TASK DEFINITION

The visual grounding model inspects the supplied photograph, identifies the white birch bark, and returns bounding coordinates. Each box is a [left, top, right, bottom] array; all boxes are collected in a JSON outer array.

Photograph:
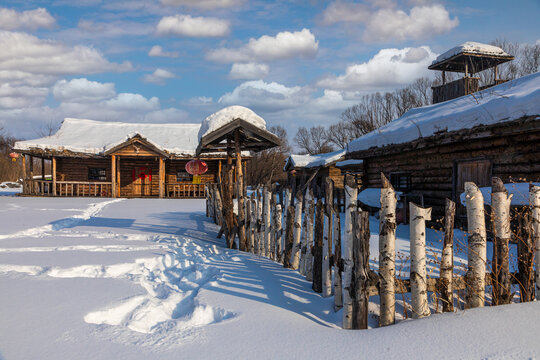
[[255, 189, 262, 256], [263, 186, 271, 258], [530, 185, 540, 298], [410, 202, 432, 319], [290, 191, 304, 269], [281, 188, 291, 263], [274, 204, 282, 261], [342, 175, 357, 329], [333, 209, 343, 311], [379, 174, 396, 326], [322, 209, 332, 297], [305, 188, 315, 281], [299, 190, 311, 275], [465, 182, 487, 308], [245, 198, 252, 252]]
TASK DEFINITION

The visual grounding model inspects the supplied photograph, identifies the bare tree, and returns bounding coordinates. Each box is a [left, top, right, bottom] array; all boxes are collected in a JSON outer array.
[[294, 126, 333, 155], [246, 125, 290, 185]]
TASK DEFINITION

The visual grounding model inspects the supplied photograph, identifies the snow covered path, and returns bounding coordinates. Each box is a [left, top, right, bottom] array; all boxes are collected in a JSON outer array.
[[0, 197, 539, 359]]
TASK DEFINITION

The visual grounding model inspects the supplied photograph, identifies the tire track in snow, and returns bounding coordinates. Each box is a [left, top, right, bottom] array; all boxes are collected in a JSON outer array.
[[0, 199, 124, 240]]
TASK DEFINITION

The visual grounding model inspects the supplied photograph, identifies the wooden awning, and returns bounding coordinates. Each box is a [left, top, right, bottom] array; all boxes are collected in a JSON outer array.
[[428, 52, 514, 74], [196, 118, 281, 155]]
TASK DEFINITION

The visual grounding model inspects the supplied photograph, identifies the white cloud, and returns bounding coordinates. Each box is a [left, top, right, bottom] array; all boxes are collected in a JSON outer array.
[[0, 84, 48, 109], [156, 14, 230, 37], [322, 2, 458, 42], [148, 45, 179, 58], [141, 68, 176, 85], [52, 78, 116, 103], [229, 63, 269, 80], [105, 93, 160, 111], [160, 0, 245, 10], [185, 96, 214, 106], [364, 5, 458, 42], [75, 20, 154, 38], [0, 31, 132, 77], [317, 46, 437, 91], [207, 28, 318, 63], [0, 7, 55, 31]]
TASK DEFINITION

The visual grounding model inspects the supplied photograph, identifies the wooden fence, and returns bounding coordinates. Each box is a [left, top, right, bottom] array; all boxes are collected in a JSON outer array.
[[205, 174, 540, 329]]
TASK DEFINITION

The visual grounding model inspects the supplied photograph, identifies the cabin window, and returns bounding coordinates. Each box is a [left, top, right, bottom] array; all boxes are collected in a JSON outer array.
[[390, 173, 411, 192], [88, 168, 107, 181], [455, 159, 492, 195], [177, 171, 192, 182]]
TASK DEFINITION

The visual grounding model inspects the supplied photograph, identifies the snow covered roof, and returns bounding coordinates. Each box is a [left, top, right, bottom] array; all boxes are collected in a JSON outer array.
[[429, 42, 513, 73], [14, 118, 202, 157], [284, 149, 346, 170], [335, 159, 363, 168], [198, 105, 266, 141], [347, 71, 540, 156]]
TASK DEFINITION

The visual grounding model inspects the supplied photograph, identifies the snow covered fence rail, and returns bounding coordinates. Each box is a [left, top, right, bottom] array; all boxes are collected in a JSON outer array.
[[205, 177, 540, 330]]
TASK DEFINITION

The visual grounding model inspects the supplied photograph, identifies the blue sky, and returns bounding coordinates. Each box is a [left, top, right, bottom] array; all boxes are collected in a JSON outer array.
[[0, 0, 538, 141]]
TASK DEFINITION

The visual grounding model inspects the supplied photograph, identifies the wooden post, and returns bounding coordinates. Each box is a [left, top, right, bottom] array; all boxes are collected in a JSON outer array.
[[283, 204, 295, 268], [299, 189, 310, 275], [255, 189, 262, 255], [333, 206, 343, 311], [440, 198, 455, 312], [52, 156, 57, 196], [312, 199, 324, 293], [322, 178, 334, 297], [116, 156, 120, 196], [270, 186, 278, 261], [491, 177, 512, 305], [305, 188, 315, 282], [245, 198, 251, 252], [218, 160, 222, 183], [531, 185, 540, 299], [21, 155, 27, 194], [352, 211, 370, 330], [281, 187, 291, 263], [517, 207, 535, 302], [274, 204, 282, 260], [111, 155, 116, 198], [464, 182, 486, 308], [290, 189, 304, 269], [410, 202, 431, 319], [41, 157, 45, 180], [234, 130, 247, 251], [225, 141, 236, 249], [29, 155, 34, 194], [379, 173, 396, 326], [343, 174, 358, 329], [159, 157, 165, 198], [263, 185, 272, 257]]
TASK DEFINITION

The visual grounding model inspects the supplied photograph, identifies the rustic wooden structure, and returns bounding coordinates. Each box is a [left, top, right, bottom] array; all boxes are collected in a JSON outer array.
[[429, 42, 514, 104], [13, 119, 235, 198]]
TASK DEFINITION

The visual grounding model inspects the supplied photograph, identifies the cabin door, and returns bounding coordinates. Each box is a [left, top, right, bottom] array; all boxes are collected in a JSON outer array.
[[132, 166, 152, 196]]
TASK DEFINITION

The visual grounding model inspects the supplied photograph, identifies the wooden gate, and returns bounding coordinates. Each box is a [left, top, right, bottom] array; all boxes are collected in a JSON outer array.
[[132, 166, 152, 196]]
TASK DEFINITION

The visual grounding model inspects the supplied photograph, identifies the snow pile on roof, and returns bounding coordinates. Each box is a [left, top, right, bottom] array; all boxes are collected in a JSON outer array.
[[198, 105, 266, 140], [460, 182, 540, 206], [358, 188, 402, 208], [14, 118, 202, 156], [335, 159, 363, 167], [285, 149, 345, 170], [347, 72, 540, 154], [432, 42, 511, 65]]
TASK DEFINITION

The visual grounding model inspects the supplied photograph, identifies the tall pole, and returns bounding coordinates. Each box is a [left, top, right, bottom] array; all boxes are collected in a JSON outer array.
[[111, 155, 117, 198], [235, 130, 247, 251], [52, 156, 57, 196]]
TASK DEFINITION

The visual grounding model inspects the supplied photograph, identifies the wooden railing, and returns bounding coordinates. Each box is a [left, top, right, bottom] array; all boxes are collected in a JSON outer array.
[[25, 180, 112, 197], [165, 183, 205, 198]]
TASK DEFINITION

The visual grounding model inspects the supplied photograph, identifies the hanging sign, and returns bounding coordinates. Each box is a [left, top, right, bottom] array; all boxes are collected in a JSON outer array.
[[193, 175, 201, 184], [185, 159, 208, 175]]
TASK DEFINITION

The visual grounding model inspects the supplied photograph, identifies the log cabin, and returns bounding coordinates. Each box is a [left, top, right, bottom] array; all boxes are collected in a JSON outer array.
[[345, 70, 540, 221], [13, 118, 247, 198]]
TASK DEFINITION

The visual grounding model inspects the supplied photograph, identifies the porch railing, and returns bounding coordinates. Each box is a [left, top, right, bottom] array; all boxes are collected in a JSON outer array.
[[165, 183, 205, 198], [25, 180, 112, 197]]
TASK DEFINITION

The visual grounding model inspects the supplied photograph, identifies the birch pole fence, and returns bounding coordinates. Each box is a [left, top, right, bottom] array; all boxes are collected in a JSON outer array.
[[379, 173, 396, 326], [439, 198, 455, 312], [410, 202, 431, 319], [342, 174, 357, 329]]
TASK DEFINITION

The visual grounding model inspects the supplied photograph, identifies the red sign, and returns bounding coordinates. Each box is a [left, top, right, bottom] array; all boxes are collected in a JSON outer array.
[[185, 159, 208, 175]]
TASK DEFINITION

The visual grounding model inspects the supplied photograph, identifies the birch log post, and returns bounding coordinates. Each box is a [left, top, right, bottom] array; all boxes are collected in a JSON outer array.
[[263, 185, 272, 258], [322, 207, 332, 297], [283, 205, 295, 268], [281, 188, 292, 263], [255, 189, 262, 256], [305, 188, 315, 282], [531, 185, 540, 299], [333, 207, 343, 311], [517, 207, 534, 302], [410, 202, 432, 319], [464, 182, 487, 308], [491, 177, 512, 305], [440, 198, 455, 312], [249, 193, 256, 253], [290, 190, 304, 269], [274, 204, 283, 261], [379, 173, 396, 326], [312, 200, 324, 293], [352, 211, 370, 330], [214, 186, 225, 233], [299, 192, 309, 276], [270, 186, 278, 261], [342, 174, 358, 329]]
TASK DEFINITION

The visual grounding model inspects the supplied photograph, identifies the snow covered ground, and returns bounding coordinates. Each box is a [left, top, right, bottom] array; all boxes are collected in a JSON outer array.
[[0, 196, 539, 359]]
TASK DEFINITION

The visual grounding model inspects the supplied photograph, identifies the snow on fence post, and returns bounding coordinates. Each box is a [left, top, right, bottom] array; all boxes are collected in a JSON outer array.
[[312, 199, 324, 293], [410, 202, 432, 319], [491, 177, 512, 305], [274, 204, 283, 261], [379, 173, 396, 326], [263, 185, 272, 258], [464, 182, 487, 308], [322, 178, 334, 297], [290, 189, 304, 269], [529, 184, 540, 299], [342, 174, 358, 329], [333, 206, 343, 311], [352, 210, 370, 330], [305, 188, 315, 282], [440, 198, 455, 312]]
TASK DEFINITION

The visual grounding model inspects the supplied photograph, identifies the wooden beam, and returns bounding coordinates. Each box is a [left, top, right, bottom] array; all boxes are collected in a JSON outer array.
[[52, 156, 57, 196], [218, 160, 222, 184], [159, 157, 165, 198], [41, 157, 45, 180], [111, 155, 117, 198]]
